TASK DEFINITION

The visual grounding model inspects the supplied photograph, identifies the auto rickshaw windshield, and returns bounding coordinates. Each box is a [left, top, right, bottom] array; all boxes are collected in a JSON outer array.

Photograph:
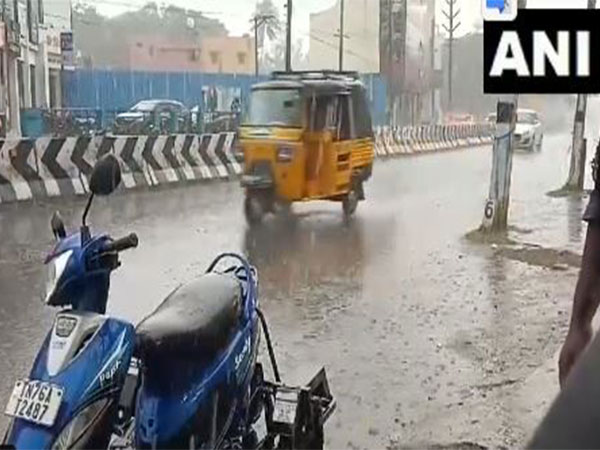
[[245, 88, 303, 128]]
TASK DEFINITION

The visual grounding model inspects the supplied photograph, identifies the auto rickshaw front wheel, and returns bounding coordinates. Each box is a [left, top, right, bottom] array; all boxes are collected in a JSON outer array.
[[244, 195, 266, 225], [342, 189, 359, 217]]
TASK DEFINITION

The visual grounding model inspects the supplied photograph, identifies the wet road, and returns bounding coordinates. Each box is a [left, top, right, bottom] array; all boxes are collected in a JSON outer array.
[[0, 134, 588, 448]]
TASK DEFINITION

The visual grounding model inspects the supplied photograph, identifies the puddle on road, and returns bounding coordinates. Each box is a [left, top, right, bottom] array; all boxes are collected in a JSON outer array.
[[465, 228, 581, 270]]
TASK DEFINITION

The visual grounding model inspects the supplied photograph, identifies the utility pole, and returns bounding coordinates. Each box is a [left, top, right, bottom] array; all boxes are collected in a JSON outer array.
[[430, 16, 436, 122], [388, 0, 393, 123], [338, 0, 345, 71], [481, 0, 527, 233], [254, 16, 259, 76], [562, 0, 596, 192], [285, 0, 292, 72], [442, 0, 460, 111]]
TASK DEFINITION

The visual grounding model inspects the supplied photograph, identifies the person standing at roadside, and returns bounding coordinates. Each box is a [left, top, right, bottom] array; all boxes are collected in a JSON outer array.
[[559, 144, 600, 386]]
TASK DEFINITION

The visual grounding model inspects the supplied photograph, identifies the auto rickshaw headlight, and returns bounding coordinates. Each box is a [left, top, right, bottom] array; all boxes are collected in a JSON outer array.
[[277, 147, 294, 162]]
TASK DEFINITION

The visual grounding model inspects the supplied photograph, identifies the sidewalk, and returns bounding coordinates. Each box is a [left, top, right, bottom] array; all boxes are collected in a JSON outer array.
[[389, 132, 590, 449]]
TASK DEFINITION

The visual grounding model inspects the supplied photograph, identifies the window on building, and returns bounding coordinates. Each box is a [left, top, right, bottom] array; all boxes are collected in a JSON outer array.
[[49, 70, 58, 109], [17, 61, 24, 107], [0, 51, 5, 86], [210, 51, 220, 65], [237, 52, 247, 65], [30, 64, 36, 108], [27, 0, 39, 44], [149, 45, 154, 57], [189, 49, 200, 62]]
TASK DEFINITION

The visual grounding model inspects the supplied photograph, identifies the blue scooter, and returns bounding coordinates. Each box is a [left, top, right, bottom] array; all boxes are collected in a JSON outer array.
[[3, 155, 335, 449]]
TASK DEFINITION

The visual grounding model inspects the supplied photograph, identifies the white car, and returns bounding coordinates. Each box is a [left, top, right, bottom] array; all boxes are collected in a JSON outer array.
[[514, 109, 543, 152]]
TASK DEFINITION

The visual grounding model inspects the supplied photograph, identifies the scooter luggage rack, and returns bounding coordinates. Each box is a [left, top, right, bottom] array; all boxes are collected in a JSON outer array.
[[252, 366, 335, 450], [265, 367, 336, 434]]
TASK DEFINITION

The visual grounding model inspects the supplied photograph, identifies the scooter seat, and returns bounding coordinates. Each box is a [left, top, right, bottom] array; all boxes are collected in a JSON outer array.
[[136, 273, 241, 360]]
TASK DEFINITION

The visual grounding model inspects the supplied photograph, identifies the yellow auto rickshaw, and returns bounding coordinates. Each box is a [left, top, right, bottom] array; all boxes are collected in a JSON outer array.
[[239, 71, 375, 224]]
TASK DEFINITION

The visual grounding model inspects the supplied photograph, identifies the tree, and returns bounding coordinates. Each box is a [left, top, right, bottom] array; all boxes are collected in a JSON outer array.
[[254, 0, 281, 70], [262, 37, 307, 73]]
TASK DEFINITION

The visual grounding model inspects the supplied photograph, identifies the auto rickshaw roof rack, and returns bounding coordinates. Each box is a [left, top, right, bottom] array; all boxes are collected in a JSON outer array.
[[271, 70, 361, 82]]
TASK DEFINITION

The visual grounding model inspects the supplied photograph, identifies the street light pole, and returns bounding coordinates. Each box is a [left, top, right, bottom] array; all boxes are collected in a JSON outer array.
[[338, 0, 345, 71], [285, 0, 292, 71]]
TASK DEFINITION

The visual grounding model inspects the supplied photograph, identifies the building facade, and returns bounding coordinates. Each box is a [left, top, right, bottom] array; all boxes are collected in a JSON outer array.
[[308, 0, 440, 125], [0, 0, 72, 135], [108, 35, 255, 74], [199, 36, 255, 74], [127, 36, 204, 72], [380, 0, 441, 125], [308, 0, 379, 73], [41, 0, 72, 110]]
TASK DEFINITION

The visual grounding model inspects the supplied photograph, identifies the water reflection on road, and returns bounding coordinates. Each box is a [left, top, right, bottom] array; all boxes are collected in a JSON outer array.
[[0, 134, 588, 447]]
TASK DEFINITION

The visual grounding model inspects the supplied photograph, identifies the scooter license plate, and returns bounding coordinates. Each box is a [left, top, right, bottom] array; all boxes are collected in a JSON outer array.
[[273, 391, 298, 425], [4, 380, 64, 427]]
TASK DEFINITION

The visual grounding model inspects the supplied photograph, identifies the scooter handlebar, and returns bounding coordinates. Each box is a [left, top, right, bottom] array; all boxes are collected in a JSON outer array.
[[104, 233, 139, 253]]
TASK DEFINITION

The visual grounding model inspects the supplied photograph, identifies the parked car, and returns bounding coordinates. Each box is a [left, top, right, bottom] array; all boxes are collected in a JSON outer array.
[[514, 109, 543, 152], [113, 99, 191, 135]]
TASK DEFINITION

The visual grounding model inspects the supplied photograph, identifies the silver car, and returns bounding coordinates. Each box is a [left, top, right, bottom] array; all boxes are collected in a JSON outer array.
[[513, 109, 543, 152]]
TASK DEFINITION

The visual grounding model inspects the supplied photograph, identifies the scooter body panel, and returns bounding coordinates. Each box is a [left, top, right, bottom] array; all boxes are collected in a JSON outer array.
[[5, 314, 135, 449], [135, 255, 261, 448], [135, 312, 260, 447]]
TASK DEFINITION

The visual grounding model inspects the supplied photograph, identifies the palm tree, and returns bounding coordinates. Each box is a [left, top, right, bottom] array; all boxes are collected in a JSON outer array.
[[253, 0, 281, 72]]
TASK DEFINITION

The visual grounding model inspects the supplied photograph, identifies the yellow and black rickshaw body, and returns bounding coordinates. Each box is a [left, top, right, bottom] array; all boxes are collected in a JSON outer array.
[[239, 71, 375, 223]]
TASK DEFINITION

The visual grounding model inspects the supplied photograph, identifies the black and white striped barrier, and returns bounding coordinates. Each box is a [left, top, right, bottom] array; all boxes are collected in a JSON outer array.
[[0, 125, 495, 204], [374, 123, 493, 157], [0, 132, 238, 203]]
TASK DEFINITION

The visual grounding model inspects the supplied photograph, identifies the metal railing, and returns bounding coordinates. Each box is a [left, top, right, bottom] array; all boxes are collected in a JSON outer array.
[[18, 108, 242, 138]]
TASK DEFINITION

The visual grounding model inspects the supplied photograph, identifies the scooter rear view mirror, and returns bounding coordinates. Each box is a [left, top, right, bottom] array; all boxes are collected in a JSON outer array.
[[89, 154, 122, 196]]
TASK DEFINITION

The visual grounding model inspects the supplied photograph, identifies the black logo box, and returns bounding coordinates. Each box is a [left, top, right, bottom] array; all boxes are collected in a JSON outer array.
[[484, 9, 600, 94]]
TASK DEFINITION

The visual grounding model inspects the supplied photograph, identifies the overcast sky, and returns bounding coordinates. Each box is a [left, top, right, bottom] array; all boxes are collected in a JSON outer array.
[[77, 0, 597, 42], [76, 0, 337, 44]]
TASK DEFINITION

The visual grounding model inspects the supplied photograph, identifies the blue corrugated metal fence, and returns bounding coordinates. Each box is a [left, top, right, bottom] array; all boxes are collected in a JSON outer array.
[[62, 70, 388, 126]]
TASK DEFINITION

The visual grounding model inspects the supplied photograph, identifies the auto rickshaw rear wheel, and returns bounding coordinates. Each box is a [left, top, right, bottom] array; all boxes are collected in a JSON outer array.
[[342, 189, 359, 217]]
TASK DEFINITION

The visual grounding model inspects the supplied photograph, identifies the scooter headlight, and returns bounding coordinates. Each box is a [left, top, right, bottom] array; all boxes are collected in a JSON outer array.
[[45, 250, 73, 304], [51, 398, 110, 450]]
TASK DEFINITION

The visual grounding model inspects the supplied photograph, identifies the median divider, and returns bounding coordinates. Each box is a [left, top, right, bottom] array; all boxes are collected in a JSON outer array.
[[0, 124, 493, 204], [0, 132, 238, 203], [373, 123, 493, 157]]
